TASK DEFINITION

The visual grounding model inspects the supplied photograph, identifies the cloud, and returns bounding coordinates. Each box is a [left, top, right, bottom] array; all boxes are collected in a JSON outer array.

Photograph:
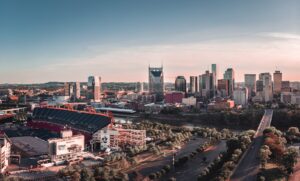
[[260, 32, 300, 41]]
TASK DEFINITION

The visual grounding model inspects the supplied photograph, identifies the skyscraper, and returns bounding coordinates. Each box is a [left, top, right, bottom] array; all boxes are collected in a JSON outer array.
[[217, 79, 230, 97], [273, 70, 282, 94], [189, 76, 198, 93], [149, 66, 164, 101], [175, 76, 187, 93], [211, 64, 217, 98], [233, 88, 249, 106], [199, 70, 214, 98], [88, 76, 101, 102], [244, 74, 256, 97], [64, 82, 81, 101], [223, 68, 235, 96], [259, 73, 273, 102]]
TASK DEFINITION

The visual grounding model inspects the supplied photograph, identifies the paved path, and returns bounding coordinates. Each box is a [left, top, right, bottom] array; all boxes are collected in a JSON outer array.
[[230, 109, 273, 181], [161, 141, 227, 181]]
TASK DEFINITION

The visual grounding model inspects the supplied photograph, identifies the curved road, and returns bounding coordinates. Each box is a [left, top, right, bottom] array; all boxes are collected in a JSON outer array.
[[230, 109, 273, 181]]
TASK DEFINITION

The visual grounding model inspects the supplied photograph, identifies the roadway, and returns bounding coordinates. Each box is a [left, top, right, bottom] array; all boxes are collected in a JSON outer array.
[[230, 109, 273, 181]]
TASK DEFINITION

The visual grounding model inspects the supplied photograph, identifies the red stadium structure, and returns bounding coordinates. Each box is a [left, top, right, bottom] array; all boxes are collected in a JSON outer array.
[[28, 106, 112, 142]]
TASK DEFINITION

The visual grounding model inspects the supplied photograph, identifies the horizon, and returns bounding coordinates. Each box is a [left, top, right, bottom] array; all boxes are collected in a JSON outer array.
[[0, 0, 299, 83]]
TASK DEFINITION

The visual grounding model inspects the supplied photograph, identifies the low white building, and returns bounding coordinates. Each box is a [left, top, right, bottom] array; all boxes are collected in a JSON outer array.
[[0, 132, 11, 173], [48, 130, 84, 163], [182, 96, 197, 106]]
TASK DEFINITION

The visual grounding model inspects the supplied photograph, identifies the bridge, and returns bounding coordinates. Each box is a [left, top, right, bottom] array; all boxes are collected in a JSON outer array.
[[230, 109, 273, 181]]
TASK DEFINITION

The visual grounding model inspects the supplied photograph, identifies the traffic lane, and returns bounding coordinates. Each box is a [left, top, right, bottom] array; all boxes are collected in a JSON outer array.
[[231, 137, 263, 181]]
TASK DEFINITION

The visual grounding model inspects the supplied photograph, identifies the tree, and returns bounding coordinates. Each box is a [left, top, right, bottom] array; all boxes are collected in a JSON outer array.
[[226, 138, 241, 153], [281, 147, 299, 175], [80, 168, 93, 181], [72, 171, 81, 181], [259, 145, 272, 169]]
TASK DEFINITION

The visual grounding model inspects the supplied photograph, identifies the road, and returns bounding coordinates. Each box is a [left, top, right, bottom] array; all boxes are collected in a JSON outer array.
[[128, 137, 208, 177], [160, 141, 227, 181], [230, 109, 273, 181]]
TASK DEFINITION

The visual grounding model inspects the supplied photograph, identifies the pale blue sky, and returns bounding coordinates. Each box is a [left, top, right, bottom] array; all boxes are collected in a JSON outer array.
[[0, 0, 299, 83]]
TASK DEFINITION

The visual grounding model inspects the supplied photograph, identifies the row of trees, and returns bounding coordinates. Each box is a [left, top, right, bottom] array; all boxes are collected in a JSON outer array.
[[58, 165, 129, 181], [193, 127, 236, 140]]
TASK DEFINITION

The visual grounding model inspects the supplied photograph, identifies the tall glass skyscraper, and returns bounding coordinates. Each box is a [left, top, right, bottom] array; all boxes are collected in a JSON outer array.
[[88, 76, 101, 102], [223, 68, 235, 97], [175, 76, 187, 93], [149, 66, 164, 101]]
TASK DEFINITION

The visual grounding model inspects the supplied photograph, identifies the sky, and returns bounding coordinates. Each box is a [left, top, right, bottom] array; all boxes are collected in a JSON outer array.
[[0, 0, 299, 83]]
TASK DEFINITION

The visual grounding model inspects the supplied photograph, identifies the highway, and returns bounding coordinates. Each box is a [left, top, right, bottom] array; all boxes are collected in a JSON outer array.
[[230, 109, 273, 181]]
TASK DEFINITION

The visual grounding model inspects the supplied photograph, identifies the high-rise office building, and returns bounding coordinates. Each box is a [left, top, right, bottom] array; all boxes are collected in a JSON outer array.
[[256, 80, 264, 92], [233, 88, 249, 106], [88, 76, 101, 102], [199, 70, 214, 98], [211, 64, 217, 97], [223, 68, 235, 96], [175, 76, 187, 93], [244, 74, 256, 97], [273, 70, 282, 94], [259, 73, 273, 102], [64, 82, 81, 101], [217, 79, 230, 97], [281, 81, 291, 92], [189, 76, 198, 93], [149, 66, 164, 101]]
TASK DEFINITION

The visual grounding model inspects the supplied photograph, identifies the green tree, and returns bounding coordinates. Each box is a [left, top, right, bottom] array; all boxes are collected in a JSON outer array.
[[281, 147, 299, 175], [259, 145, 272, 169]]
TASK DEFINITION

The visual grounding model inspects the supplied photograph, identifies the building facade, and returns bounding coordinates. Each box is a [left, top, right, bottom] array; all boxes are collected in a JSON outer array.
[[233, 88, 248, 106], [223, 68, 235, 97], [164, 91, 184, 104], [259, 73, 273, 102], [48, 130, 85, 163], [0, 132, 11, 173], [88, 76, 101, 102], [217, 79, 230, 97], [189, 76, 198, 93], [175, 76, 187, 93], [244, 74, 256, 97], [273, 70, 282, 94], [149, 67, 164, 101]]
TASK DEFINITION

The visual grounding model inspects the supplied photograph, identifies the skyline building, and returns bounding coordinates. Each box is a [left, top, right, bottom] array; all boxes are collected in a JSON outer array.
[[259, 73, 273, 102], [64, 82, 81, 101], [273, 70, 282, 94], [88, 76, 101, 102], [199, 70, 214, 98], [281, 81, 291, 92], [175, 76, 187, 93], [189, 76, 198, 93], [217, 79, 230, 97], [244, 74, 256, 97], [149, 66, 164, 101], [223, 68, 235, 97], [233, 88, 248, 106], [211, 64, 217, 98]]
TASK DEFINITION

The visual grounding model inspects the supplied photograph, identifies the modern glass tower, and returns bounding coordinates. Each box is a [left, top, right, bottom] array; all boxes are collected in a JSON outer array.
[[175, 76, 187, 93], [149, 66, 164, 101], [88, 76, 101, 102]]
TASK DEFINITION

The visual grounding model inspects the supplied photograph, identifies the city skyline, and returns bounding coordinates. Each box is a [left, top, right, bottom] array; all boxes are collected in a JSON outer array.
[[0, 0, 299, 83]]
